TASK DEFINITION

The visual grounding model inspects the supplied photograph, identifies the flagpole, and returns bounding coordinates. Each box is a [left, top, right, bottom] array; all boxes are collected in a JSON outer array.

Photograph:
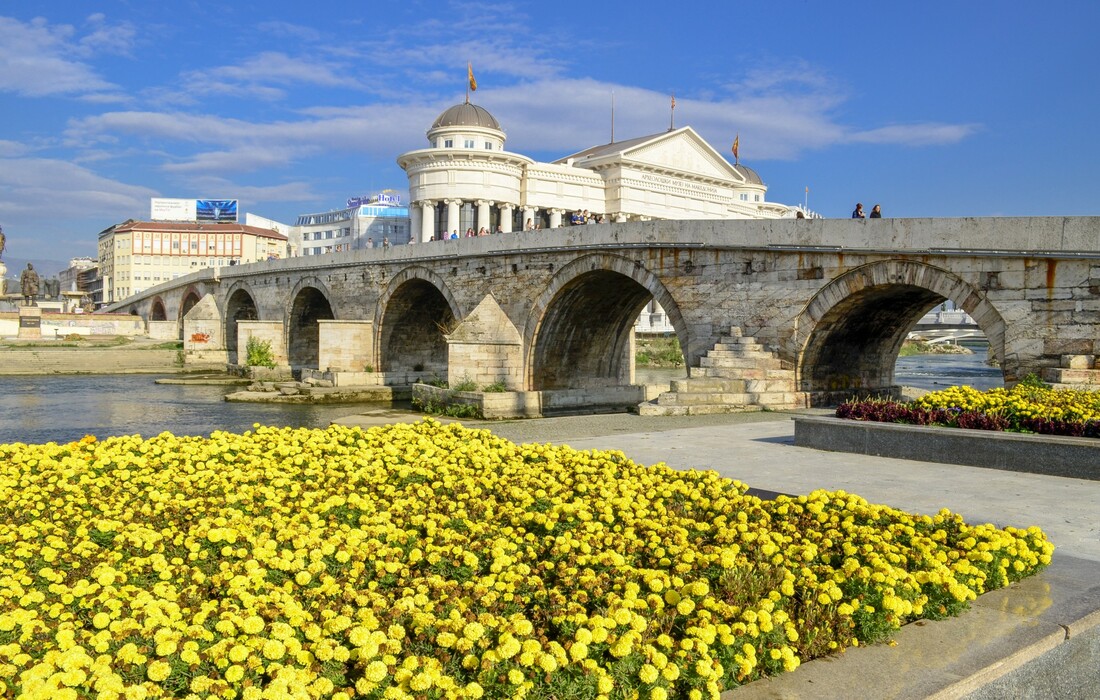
[[611, 90, 615, 143], [669, 94, 675, 132]]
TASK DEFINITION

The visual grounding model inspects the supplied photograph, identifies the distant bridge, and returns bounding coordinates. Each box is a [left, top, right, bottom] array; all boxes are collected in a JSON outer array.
[[106, 217, 1100, 412]]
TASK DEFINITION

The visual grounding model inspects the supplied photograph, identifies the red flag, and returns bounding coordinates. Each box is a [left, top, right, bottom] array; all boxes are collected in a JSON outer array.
[[468, 62, 477, 92], [732, 134, 739, 161]]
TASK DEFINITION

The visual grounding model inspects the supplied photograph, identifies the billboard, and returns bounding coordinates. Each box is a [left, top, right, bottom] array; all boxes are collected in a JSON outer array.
[[151, 198, 196, 221], [196, 199, 238, 222], [151, 198, 238, 222]]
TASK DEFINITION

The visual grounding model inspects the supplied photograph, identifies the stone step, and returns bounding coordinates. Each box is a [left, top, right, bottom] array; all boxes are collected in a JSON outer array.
[[671, 378, 746, 392], [688, 366, 795, 380], [637, 401, 763, 416], [1041, 368, 1100, 385], [657, 391, 758, 406], [718, 335, 765, 346], [707, 347, 772, 357], [744, 379, 799, 393], [700, 356, 783, 370]]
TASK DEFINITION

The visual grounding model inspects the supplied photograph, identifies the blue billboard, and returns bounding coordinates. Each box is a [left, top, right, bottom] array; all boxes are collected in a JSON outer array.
[[196, 199, 238, 222]]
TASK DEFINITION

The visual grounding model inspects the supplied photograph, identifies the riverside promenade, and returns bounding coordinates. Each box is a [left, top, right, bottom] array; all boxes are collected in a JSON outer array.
[[334, 409, 1100, 699]]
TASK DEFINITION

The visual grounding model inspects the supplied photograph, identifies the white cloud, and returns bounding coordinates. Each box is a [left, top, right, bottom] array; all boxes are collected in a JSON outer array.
[[0, 17, 119, 97], [76, 13, 138, 58], [846, 123, 981, 146], [0, 140, 30, 157]]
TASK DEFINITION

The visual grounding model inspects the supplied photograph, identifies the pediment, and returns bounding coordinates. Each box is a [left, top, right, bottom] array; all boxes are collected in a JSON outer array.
[[622, 129, 741, 183]]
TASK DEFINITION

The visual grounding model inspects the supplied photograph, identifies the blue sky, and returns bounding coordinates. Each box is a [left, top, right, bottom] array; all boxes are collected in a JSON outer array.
[[1, 1, 1098, 263]]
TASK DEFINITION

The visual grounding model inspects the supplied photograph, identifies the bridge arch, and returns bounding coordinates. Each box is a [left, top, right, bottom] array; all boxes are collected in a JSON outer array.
[[375, 266, 462, 376], [224, 283, 260, 365], [179, 287, 202, 323], [149, 297, 168, 322], [793, 260, 1007, 398], [285, 277, 336, 371], [524, 253, 688, 390]]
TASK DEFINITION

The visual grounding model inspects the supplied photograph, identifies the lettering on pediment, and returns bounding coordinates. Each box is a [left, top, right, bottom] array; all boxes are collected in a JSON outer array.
[[624, 133, 738, 183]]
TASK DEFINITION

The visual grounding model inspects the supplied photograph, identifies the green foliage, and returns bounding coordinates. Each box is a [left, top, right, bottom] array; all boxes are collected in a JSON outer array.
[[482, 381, 508, 393], [451, 374, 478, 392], [245, 337, 276, 368], [1016, 372, 1050, 389], [363, 365, 374, 373], [412, 395, 483, 419], [635, 335, 685, 368]]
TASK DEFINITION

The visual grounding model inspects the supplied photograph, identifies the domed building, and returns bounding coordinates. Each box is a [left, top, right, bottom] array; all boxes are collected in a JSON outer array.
[[397, 101, 795, 241]]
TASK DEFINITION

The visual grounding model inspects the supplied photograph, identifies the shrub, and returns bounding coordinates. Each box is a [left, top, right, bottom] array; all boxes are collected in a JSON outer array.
[[245, 336, 276, 368]]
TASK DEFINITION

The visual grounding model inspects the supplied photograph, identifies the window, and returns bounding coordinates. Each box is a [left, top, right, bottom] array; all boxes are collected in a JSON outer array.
[[754, 194, 761, 202], [739, 194, 748, 201], [444, 139, 453, 148], [464, 139, 475, 148], [484, 142, 493, 150]]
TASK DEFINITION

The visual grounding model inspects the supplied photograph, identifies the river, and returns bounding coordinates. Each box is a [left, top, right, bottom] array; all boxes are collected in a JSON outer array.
[[0, 354, 1002, 445]]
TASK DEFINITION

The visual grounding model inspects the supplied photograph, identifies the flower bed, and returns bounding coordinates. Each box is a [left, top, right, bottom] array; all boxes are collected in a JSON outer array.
[[0, 420, 1052, 699], [837, 381, 1100, 438]]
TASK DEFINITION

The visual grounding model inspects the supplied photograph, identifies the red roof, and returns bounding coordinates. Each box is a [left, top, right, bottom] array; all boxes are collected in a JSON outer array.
[[113, 220, 287, 241]]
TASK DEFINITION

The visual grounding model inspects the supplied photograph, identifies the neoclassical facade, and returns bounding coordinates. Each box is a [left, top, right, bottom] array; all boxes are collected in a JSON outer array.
[[397, 102, 796, 241]]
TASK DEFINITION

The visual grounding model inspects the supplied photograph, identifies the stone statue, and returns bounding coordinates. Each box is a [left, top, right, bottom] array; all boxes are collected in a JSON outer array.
[[0, 226, 5, 260], [20, 263, 39, 306]]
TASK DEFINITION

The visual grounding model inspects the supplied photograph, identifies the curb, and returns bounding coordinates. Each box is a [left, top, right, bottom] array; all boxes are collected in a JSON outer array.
[[792, 415, 1099, 480]]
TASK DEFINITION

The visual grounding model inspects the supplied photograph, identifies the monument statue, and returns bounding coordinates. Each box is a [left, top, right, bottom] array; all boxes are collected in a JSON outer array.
[[20, 263, 39, 306], [0, 226, 5, 260]]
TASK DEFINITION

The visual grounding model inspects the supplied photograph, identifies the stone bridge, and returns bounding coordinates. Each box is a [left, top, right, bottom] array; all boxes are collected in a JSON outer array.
[[108, 217, 1100, 413]]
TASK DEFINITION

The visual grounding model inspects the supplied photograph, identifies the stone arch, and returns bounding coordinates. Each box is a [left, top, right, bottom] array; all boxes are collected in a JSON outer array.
[[149, 297, 168, 322], [523, 253, 688, 390], [285, 277, 336, 371], [179, 287, 202, 321], [375, 266, 462, 376], [793, 260, 1007, 398], [224, 283, 259, 365]]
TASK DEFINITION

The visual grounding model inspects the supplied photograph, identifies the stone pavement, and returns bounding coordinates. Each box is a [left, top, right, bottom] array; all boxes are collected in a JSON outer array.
[[332, 408, 1100, 698]]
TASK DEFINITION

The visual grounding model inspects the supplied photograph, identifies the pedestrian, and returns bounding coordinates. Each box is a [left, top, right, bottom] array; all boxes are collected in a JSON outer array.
[[852, 203, 865, 219], [382, 237, 390, 248], [367, 237, 373, 248], [870, 204, 882, 218], [524, 218, 534, 231]]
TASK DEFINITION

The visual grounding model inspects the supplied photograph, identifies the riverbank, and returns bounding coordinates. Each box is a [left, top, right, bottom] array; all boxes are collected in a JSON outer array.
[[0, 337, 184, 375]]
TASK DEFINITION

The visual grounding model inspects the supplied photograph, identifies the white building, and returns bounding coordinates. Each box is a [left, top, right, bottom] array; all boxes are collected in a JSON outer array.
[[398, 101, 800, 241], [291, 193, 411, 256]]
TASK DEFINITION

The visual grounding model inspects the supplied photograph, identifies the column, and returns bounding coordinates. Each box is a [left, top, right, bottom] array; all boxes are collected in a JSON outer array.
[[499, 204, 514, 232], [476, 200, 492, 232], [408, 204, 421, 246], [420, 201, 435, 242], [522, 207, 537, 230], [549, 209, 563, 229], [446, 199, 461, 238]]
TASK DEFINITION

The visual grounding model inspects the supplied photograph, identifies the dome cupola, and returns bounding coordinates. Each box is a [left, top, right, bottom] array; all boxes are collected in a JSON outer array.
[[426, 101, 506, 151]]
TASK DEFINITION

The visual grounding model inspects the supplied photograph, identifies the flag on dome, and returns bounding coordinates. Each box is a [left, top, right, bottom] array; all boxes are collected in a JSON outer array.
[[732, 134, 740, 162], [468, 62, 477, 92]]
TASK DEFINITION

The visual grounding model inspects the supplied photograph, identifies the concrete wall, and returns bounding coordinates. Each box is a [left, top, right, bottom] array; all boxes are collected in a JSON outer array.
[[1, 312, 146, 338]]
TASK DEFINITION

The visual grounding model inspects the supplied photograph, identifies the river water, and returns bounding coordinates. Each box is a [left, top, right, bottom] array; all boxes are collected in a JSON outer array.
[[0, 354, 1002, 445]]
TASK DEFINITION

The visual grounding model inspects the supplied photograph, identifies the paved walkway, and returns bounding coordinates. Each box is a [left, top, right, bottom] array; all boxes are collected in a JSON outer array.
[[333, 408, 1100, 698]]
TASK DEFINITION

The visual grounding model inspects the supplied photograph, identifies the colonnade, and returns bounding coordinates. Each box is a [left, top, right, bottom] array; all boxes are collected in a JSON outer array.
[[408, 199, 635, 242]]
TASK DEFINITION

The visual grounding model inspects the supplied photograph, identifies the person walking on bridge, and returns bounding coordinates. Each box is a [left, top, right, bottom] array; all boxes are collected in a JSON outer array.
[[852, 203, 865, 219]]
